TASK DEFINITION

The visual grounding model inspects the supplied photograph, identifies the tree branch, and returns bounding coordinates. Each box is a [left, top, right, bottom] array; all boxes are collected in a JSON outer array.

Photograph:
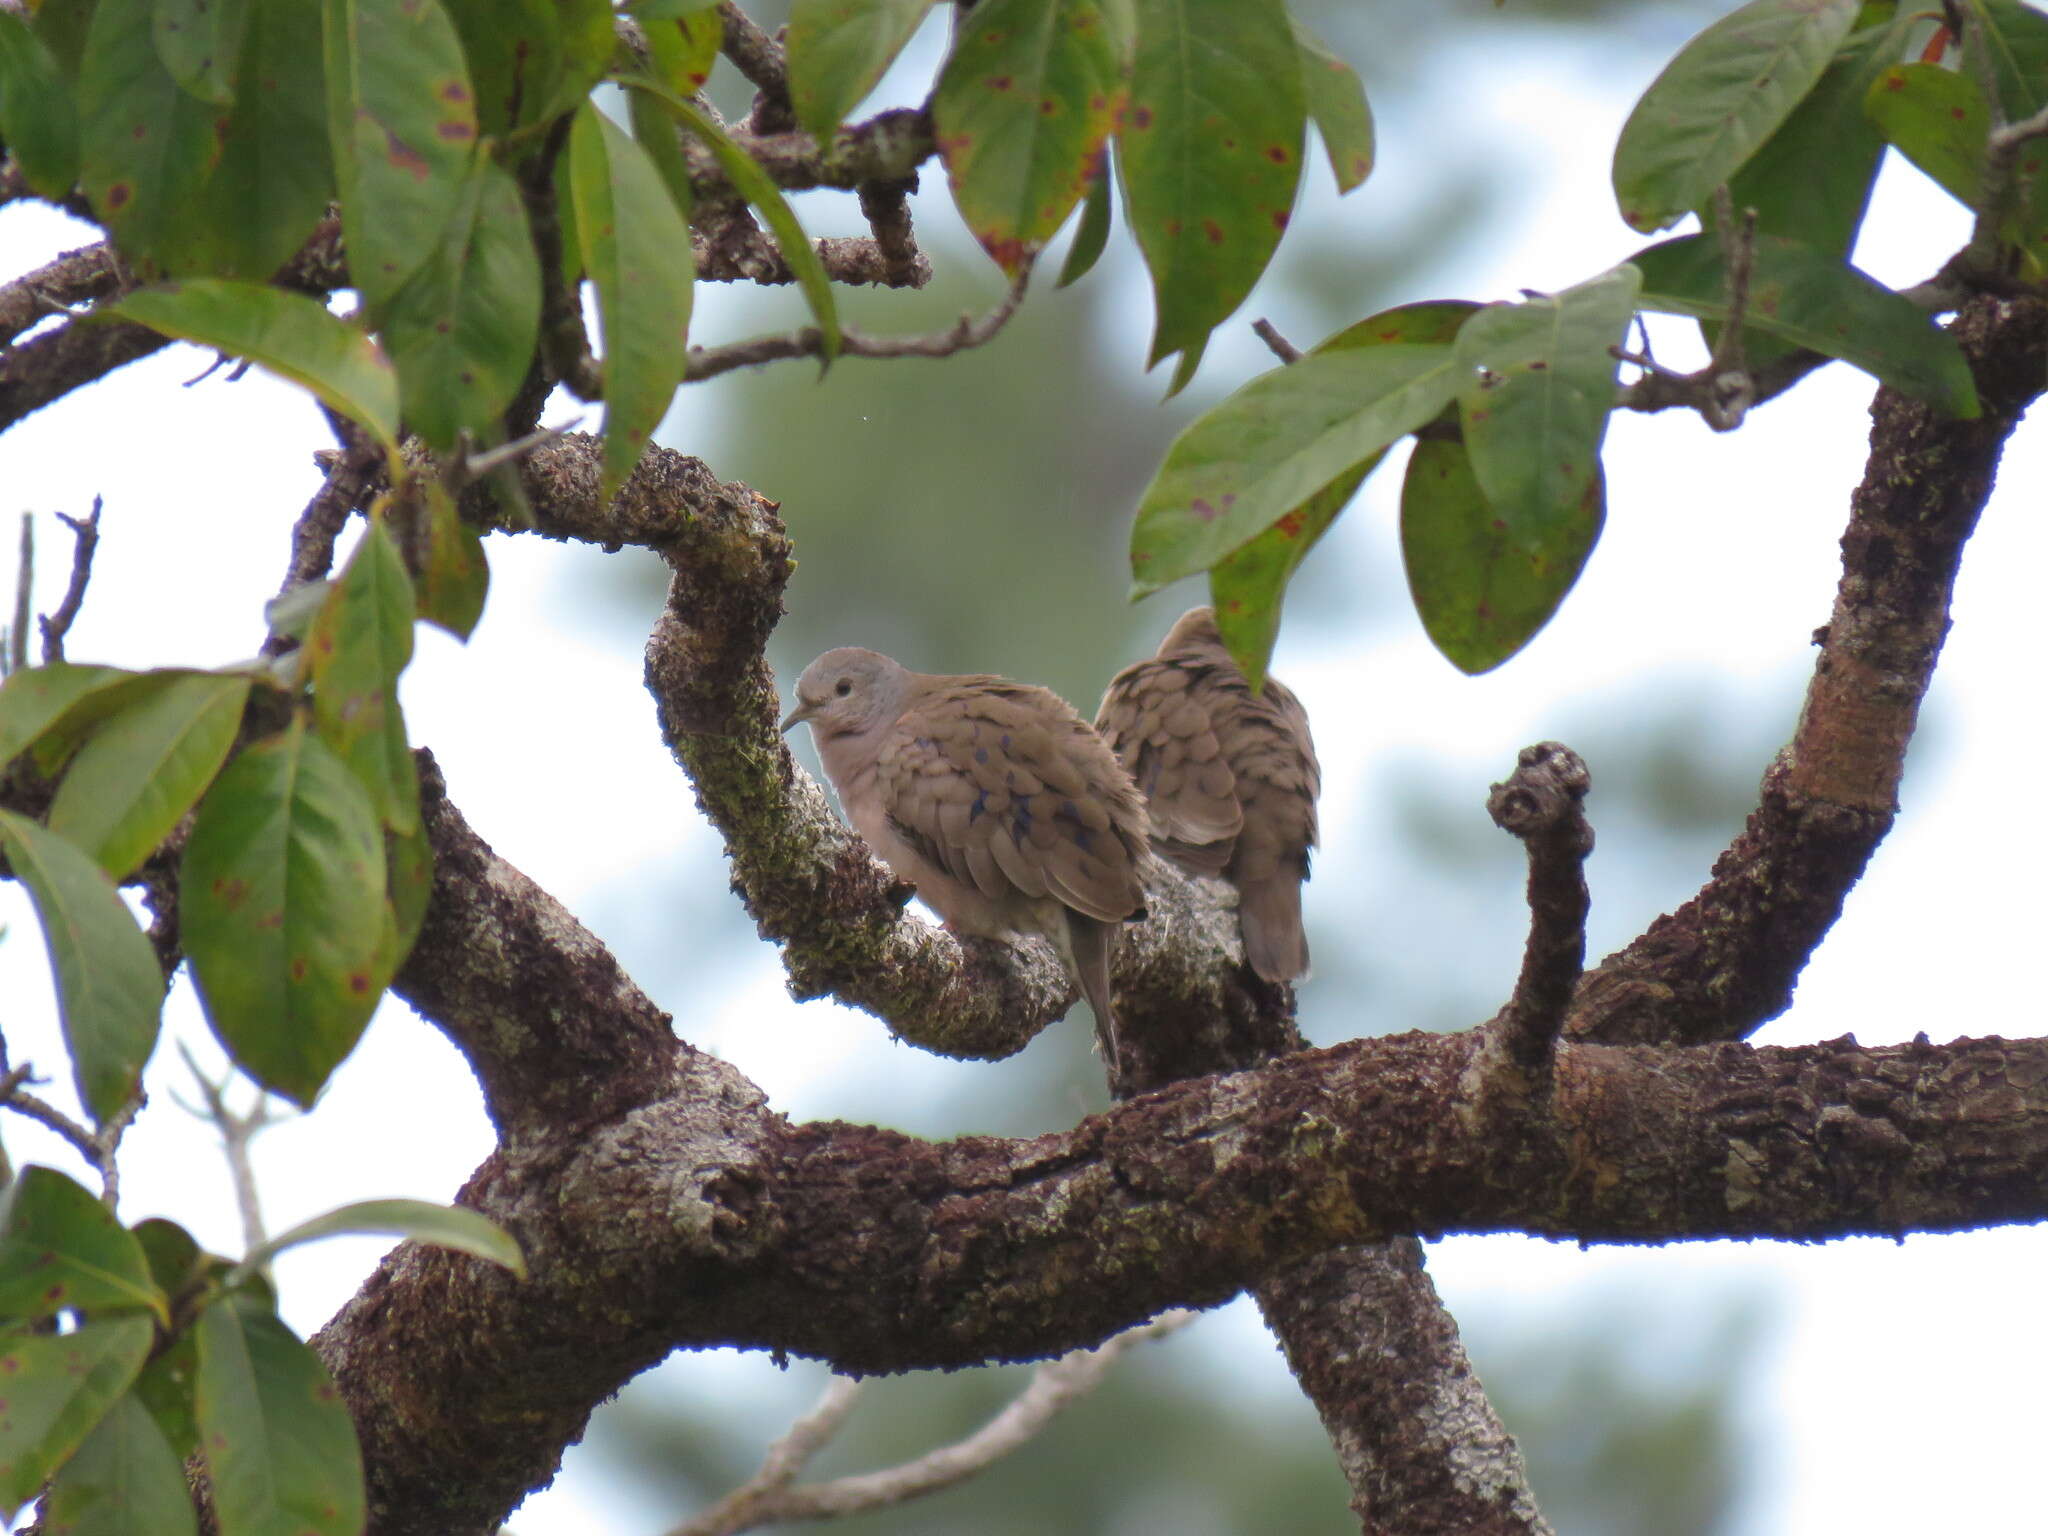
[[1488, 741, 1593, 1071], [37, 498, 101, 664]]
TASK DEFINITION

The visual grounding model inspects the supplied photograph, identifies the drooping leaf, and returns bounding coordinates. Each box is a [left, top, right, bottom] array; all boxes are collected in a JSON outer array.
[[0, 9, 81, 198], [106, 281, 400, 449], [1056, 158, 1114, 287], [933, 0, 1121, 273], [239, 1198, 524, 1277], [0, 1167, 167, 1326], [1293, 18, 1372, 194], [627, 80, 698, 227], [786, 0, 935, 141], [152, 0, 253, 103], [45, 1386, 199, 1536], [324, 0, 479, 310], [1632, 232, 1979, 415], [381, 156, 542, 452], [1865, 62, 1988, 210], [1454, 264, 1638, 564], [29, 0, 96, 75], [131, 1320, 204, 1461], [642, 0, 722, 97], [416, 480, 490, 640], [1128, 343, 1462, 595], [566, 99, 695, 506], [181, 724, 389, 1107], [1120, 0, 1304, 370], [130, 1217, 207, 1303], [48, 671, 251, 881], [1403, 434, 1605, 674], [305, 521, 418, 835], [440, 0, 612, 136], [0, 810, 165, 1123], [1612, 0, 1862, 232], [193, 1296, 365, 1536], [0, 1316, 155, 1521]]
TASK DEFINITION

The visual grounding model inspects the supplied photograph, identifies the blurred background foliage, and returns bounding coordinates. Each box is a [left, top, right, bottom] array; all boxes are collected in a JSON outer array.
[[550, 1, 1780, 1532]]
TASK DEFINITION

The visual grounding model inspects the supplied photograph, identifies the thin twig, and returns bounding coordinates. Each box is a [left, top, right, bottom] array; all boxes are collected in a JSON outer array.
[[39, 498, 101, 664], [6, 511, 30, 676], [685, 264, 1031, 383], [263, 424, 382, 656], [718, 2, 791, 112], [671, 1311, 1196, 1536], [520, 113, 604, 402], [1252, 317, 1303, 365], [1487, 742, 1594, 1070], [1703, 186, 1758, 431], [1966, 99, 2048, 274], [0, 241, 123, 347], [0, 1042, 143, 1208], [171, 1041, 277, 1253]]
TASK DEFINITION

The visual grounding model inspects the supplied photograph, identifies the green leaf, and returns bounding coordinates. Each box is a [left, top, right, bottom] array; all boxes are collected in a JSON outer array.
[[627, 78, 698, 227], [0, 1316, 155, 1521], [1293, 18, 1372, 194], [130, 1217, 206, 1303], [306, 521, 419, 835], [568, 98, 697, 505], [1403, 434, 1605, 675], [31, 0, 98, 77], [1454, 264, 1637, 563], [48, 671, 251, 881], [324, 0, 479, 310], [1632, 232, 1980, 416], [1128, 344, 1462, 595], [1959, 0, 2048, 265], [381, 156, 542, 452], [0, 810, 165, 1123], [262, 580, 334, 646], [1056, 157, 1114, 287], [441, 0, 613, 136], [1120, 0, 1304, 369], [0, 1167, 167, 1326], [132, 1322, 204, 1461], [106, 281, 400, 450], [643, 0, 722, 97], [182, 724, 389, 1107], [194, 1296, 365, 1536], [933, 0, 1121, 273], [0, 9, 81, 198], [787, 0, 935, 140], [153, 0, 253, 103], [239, 1198, 524, 1278], [415, 481, 490, 640], [0, 663, 138, 772], [1612, 0, 1862, 232], [1865, 62, 1987, 210], [384, 824, 432, 961], [1315, 298, 1479, 353], [44, 1388, 199, 1536]]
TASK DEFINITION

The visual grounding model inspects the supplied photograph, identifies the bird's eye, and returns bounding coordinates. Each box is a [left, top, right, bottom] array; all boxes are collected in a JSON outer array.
[[834, 679, 852, 697]]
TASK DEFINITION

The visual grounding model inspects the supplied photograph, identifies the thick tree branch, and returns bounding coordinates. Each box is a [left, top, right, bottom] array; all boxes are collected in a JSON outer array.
[[0, 240, 125, 348]]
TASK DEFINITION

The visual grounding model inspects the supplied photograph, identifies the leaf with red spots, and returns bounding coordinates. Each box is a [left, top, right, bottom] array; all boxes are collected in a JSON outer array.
[[108, 280, 400, 449], [238, 1197, 525, 1278], [325, 0, 479, 310], [47, 670, 252, 881], [1119, 0, 1304, 372], [441, 0, 613, 135], [1128, 342, 1461, 596], [153, 0, 252, 103], [1612, 0, 1860, 233], [44, 1387, 198, 1536], [641, 0, 724, 99], [0, 1167, 167, 1327], [1632, 233, 1978, 415], [1453, 264, 1636, 590], [0, 1316, 154, 1521], [1057, 154, 1115, 286], [416, 479, 490, 642], [181, 724, 389, 1108], [1864, 62, 1988, 212], [1293, 18, 1372, 194], [1402, 435, 1604, 674], [787, 0, 935, 141], [379, 156, 542, 453], [0, 811, 165, 1124], [566, 99, 696, 506], [194, 1294, 364, 1536], [933, 0, 1121, 275], [0, 663, 150, 777], [306, 519, 419, 837], [0, 10, 79, 199]]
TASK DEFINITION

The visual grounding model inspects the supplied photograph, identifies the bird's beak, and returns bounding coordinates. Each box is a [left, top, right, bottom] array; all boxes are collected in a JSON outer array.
[[780, 700, 815, 733]]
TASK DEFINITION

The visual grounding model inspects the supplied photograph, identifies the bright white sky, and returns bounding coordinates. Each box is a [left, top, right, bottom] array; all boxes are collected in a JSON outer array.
[[2, 13, 2044, 1536]]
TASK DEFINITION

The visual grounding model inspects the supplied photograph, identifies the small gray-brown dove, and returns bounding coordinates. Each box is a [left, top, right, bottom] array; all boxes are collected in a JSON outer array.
[[782, 647, 1149, 1055], [1096, 607, 1320, 982]]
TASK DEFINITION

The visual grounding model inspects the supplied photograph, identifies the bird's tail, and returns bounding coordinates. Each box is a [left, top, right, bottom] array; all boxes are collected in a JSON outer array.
[[1065, 911, 1120, 1067], [1240, 876, 1309, 983]]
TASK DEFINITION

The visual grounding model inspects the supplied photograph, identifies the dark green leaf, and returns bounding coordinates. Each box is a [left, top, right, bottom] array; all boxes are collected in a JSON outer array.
[[1959, 0, 2048, 265], [1864, 62, 1987, 210], [1056, 157, 1114, 287], [643, 0, 722, 96], [1403, 435, 1604, 674], [1293, 18, 1372, 194], [441, 0, 613, 135], [130, 1218, 205, 1303], [239, 1198, 524, 1277], [48, 671, 251, 881], [194, 1297, 365, 1536], [132, 1324, 203, 1461], [786, 0, 934, 141], [153, 0, 252, 103], [182, 724, 389, 1107], [1128, 344, 1462, 595], [0, 1167, 166, 1325], [0, 811, 164, 1123], [0, 10, 81, 198], [381, 157, 542, 452], [44, 1388, 199, 1536], [933, 0, 1120, 273], [0, 1316, 154, 1521], [305, 520, 417, 836], [1632, 232, 1979, 415], [1120, 0, 1304, 369], [31, 0, 98, 77], [416, 480, 490, 641], [1612, 0, 1862, 232], [628, 79, 698, 225], [106, 281, 400, 449], [325, 0, 479, 310]]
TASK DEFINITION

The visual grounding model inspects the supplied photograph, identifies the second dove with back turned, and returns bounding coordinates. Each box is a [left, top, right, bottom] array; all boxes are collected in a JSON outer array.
[[1096, 607, 1321, 983], [782, 647, 1150, 1057]]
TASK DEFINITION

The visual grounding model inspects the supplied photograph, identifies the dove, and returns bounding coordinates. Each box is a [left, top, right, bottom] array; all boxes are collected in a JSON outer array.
[[782, 647, 1150, 1055], [1095, 607, 1320, 982]]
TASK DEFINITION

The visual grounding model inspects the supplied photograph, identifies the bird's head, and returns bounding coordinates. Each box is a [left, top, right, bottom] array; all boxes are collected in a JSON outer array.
[[781, 647, 911, 741]]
